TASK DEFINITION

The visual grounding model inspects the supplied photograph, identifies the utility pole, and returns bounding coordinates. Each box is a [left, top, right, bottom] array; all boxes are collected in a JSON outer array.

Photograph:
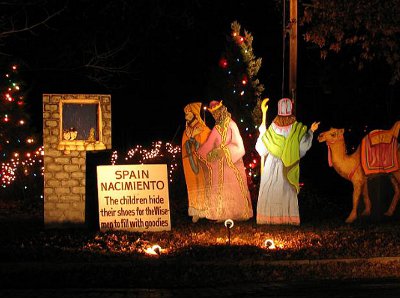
[[289, 0, 298, 108]]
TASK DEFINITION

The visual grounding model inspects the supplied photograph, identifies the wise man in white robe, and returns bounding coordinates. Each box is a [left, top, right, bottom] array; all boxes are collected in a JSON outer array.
[[256, 98, 320, 225]]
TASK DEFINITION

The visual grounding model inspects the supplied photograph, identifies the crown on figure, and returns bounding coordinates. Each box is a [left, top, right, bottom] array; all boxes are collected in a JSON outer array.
[[207, 100, 223, 112], [277, 98, 293, 116]]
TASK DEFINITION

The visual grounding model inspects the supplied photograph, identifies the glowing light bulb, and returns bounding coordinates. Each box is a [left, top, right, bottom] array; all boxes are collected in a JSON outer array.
[[224, 219, 234, 228], [264, 239, 276, 249], [145, 244, 163, 255]]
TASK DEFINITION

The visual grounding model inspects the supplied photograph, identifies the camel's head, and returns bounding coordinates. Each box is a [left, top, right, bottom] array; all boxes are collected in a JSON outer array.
[[317, 128, 345, 143]]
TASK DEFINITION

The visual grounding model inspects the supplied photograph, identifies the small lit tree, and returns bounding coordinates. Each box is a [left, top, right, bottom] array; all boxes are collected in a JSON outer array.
[[0, 65, 37, 161], [0, 64, 41, 204], [206, 21, 265, 198]]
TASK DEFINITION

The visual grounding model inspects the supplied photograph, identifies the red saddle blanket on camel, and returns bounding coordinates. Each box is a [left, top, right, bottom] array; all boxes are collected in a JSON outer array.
[[361, 130, 399, 175]]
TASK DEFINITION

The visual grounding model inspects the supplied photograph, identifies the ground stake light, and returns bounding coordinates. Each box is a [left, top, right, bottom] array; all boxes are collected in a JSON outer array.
[[264, 239, 276, 249], [145, 244, 163, 256], [224, 219, 234, 245]]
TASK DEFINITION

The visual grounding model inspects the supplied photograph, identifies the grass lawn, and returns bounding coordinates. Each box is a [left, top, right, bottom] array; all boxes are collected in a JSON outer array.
[[1, 173, 400, 288], [1, 190, 400, 288]]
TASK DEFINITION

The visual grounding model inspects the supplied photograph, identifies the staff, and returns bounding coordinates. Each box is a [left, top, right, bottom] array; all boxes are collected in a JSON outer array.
[[260, 98, 269, 173]]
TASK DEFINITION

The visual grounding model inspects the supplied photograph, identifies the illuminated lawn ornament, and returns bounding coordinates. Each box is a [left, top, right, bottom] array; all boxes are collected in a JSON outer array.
[[318, 121, 400, 223]]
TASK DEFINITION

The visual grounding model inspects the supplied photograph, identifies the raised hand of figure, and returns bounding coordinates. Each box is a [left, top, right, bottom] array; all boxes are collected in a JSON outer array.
[[311, 121, 320, 133]]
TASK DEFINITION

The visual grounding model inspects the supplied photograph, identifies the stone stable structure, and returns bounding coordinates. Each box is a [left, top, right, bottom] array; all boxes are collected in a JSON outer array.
[[43, 94, 111, 227]]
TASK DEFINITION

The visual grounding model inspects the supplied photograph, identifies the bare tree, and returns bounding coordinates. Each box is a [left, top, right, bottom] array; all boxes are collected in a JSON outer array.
[[0, 0, 202, 89], [0, 1, 65, 53]]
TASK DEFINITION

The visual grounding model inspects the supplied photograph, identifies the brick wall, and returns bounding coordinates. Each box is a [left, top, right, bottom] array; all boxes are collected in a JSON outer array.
[[43, 94, 111, 227]]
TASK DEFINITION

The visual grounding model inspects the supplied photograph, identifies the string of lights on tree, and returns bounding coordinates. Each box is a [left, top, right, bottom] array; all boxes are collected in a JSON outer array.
[[1, 141, 182, 189], [0, 146, 43, 188], [0, 65, 37, 159], [210, 21, 265, 196], [0, 64, 42, 188], [110, 141, 181, 183]]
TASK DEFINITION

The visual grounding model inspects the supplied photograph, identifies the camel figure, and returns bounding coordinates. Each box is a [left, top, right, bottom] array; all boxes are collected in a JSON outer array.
[[317, 121, 400, 223]]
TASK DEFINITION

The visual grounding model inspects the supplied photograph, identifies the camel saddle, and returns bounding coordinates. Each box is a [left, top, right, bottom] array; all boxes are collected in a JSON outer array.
[[361, 129, 399, 175]]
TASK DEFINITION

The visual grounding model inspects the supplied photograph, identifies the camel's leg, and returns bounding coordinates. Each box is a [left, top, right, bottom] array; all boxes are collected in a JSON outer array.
[[361, 180, 371, 216], [346, 182, 363, 223], [384, 172, 400, 217]]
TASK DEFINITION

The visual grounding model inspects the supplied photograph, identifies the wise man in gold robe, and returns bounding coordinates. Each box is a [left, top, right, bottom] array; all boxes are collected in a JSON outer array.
[[181, 102, 211, 223]]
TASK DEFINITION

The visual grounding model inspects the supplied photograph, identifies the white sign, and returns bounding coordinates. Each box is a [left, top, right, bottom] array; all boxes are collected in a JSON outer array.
[[97, 164, 171, 232]]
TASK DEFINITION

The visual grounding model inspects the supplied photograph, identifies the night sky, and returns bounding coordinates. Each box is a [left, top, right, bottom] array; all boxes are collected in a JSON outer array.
[[3, 0, 399, 152]]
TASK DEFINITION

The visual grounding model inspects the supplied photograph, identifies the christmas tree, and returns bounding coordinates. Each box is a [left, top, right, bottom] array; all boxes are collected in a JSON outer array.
[[207, 21, 265, 199], [0, 64, 41, 194]]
